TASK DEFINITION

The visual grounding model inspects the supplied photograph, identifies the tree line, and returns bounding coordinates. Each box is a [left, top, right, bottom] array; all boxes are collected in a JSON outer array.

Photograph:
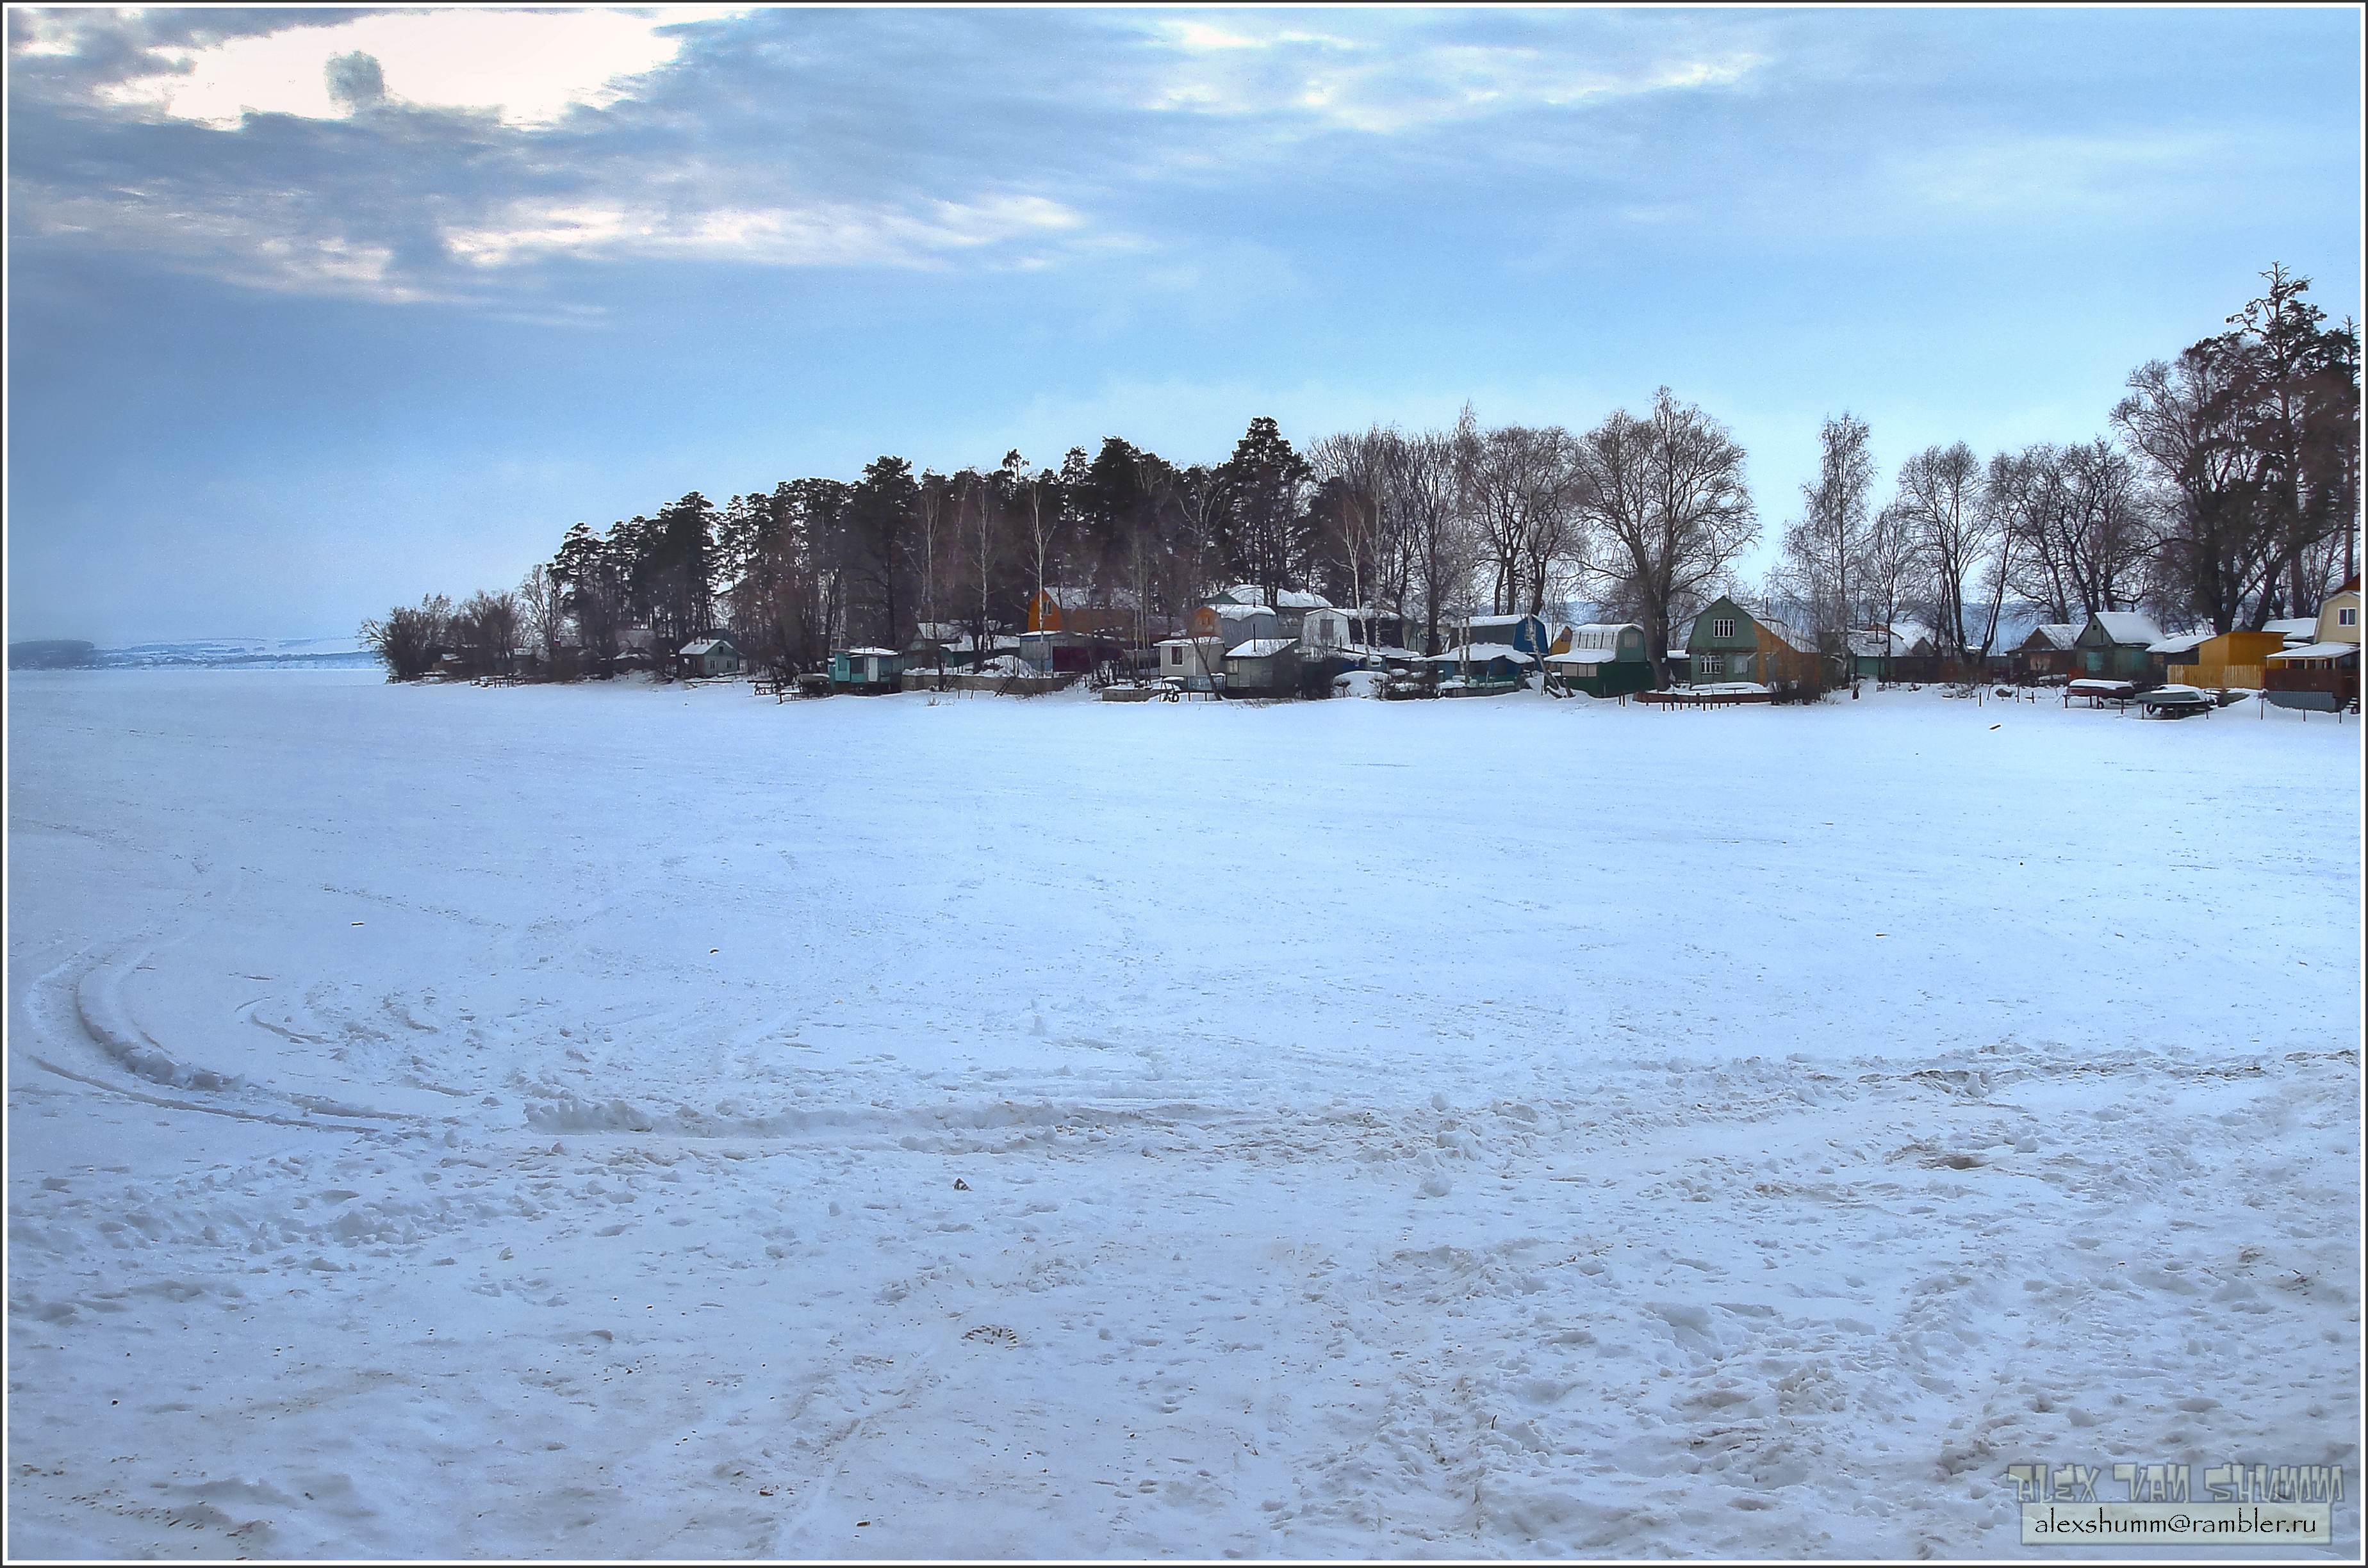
[[367, 267, 2358, 687]]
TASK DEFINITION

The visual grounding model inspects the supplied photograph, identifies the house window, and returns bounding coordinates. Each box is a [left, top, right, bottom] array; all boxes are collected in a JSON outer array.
[[1168, 646, 1181, 665], [1712, 618, 1736, 640], [1697, 655, 1723, 678], [2342, 607, 2358, 627]]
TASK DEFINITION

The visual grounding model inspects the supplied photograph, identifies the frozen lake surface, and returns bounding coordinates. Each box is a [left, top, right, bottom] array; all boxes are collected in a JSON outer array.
[[7, 671, 2358, 1558]]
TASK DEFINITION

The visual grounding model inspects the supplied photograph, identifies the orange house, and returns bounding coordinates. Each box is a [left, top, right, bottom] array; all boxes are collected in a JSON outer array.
[[1025, 586, 1132, 637]]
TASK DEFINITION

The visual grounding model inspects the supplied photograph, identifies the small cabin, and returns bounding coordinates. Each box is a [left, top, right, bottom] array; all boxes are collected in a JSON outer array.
[[1542, 623, 1651, 696], [678, 636, 739, 678], [1154, 636, 1224, 691], [828, 646, 903, 694], [2015, 623, 2080, 681], [2071, 611, 2165, 685], [1222, 637, 1300, 695]]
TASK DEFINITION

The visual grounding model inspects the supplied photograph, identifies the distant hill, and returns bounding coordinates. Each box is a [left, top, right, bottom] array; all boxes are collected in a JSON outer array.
[[8, 639, 99, 669], [9, 637, 382, 671]]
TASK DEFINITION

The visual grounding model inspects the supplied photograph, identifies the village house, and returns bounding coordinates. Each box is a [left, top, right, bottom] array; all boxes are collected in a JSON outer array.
[[2014, 623, 2081, 681], [1025, 586, 1133, 637], [1188, 601, 1280, 649], [2070, 611, 2166, 685], [1222, 638, 1300, 695], [1847, 623, 1943, 683], [1683, 597, 1821, 687], [678, 635, 739, 678], [2264, 576, 2362, 712], [1541, 623, 1653, 697], [1153, 636, 1225, 692]]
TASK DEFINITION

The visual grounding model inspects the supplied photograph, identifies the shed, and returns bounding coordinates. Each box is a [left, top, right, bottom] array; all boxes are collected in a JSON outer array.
[[2150, 628, 2283, 691], [678, 636, 739, 678], [828, 646, 903, 694], [1154, 636, 1225, 692], [2071, 611, 2165, 684], [1222, 637, 1300, 694], [1026, 585, 1133, 636]]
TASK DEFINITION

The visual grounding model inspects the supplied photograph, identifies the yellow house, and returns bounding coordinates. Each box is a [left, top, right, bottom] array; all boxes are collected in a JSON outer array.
[[2315, 573, 2360, 647]]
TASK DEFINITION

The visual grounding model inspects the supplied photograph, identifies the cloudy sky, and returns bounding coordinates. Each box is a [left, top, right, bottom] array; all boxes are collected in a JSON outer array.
[[7, 4, 2360, 645]]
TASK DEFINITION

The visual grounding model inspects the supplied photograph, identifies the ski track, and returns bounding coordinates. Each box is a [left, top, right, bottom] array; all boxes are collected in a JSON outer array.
[[6, 670, 2359, 1560]]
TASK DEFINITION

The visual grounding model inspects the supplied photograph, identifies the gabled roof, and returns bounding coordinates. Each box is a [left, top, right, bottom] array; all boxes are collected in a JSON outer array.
[[2022, 623, 2080, 651], [1226, 638, 1299, 658], [2088, 611, 2164, 646], [1274, 589, 1333, 610], [679, 637, 734, 656], [1213, 603, 1274, 621]]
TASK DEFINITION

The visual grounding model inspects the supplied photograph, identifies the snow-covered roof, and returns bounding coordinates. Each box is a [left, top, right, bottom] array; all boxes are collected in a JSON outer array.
[[1465, 614, 1536, 629], [1426, 644, 1537, 666], [1274, 589, 1333, 610], [2147, 632, 2212, 655], [1213, 603, 1274, 622], [1544, 649, 1614, 667], [679, 638, 734, 656], [2268, 641, 2359, 662], [2088, 611, 2164, 647], [2264, 617, 2318, 642], [1154, 635, 1220, 649], [1565, 622, 1641, 642], [1226, 639, 1299, 659], [2023, 623, 2080, 651], [839, 646, 899, 658]]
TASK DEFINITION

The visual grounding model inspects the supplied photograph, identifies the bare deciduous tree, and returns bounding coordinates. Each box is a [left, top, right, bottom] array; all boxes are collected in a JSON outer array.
[[1775, 412, 1876, 646], [1889, 441, 1993, 655], [1576, 388, 1759, 687]]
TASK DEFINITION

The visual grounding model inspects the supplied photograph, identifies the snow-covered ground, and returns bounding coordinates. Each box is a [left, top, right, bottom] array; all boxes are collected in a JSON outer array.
[[7, 671, 2358, 1559]]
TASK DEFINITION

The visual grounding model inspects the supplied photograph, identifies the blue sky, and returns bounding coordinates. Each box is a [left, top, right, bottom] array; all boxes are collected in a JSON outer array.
[[7, 4, 2360, 644]]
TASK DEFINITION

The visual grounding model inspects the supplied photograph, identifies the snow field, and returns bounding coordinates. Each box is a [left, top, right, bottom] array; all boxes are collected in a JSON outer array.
[[6, 671, 2359, 1558]]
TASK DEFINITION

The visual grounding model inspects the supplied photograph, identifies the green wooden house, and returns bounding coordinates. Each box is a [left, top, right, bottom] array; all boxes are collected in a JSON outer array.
[[2071, 612, 2164, 685], [1684, 597, 1820, 685], [1541, 623, 1653, 696]]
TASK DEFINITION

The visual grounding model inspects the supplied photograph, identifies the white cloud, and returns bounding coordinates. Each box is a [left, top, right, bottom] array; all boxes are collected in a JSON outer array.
[[1137, 20, 1759, 134], [441, 192, 1088, 270], [92, 8, 745, 129]]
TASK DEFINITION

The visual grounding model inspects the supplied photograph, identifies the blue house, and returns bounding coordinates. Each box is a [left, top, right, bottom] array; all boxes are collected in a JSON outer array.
[[1461, 613, 1550, 658]]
